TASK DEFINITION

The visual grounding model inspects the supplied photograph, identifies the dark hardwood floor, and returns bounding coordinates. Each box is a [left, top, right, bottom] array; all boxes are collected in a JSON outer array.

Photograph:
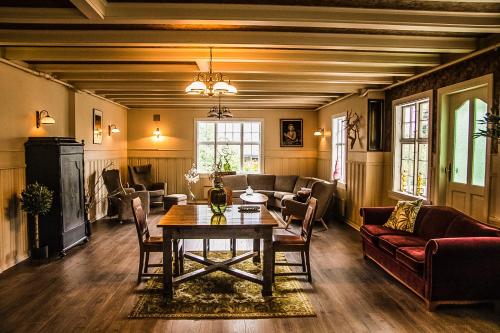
[[0, 209, 499, 333]]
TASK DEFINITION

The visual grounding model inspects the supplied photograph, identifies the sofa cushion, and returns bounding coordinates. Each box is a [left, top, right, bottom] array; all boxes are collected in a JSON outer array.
[[221, 175, 248, 190], [274, 191, 294, 200], [360, 225, 411, 245], [255, 190, 274, 198], [378, 234, 427, 256], [293, 177, 310, 193], [396, 247, 425, 275], [383, 199, 423, 233], [414, 206, 459, 240], [247, 174, 276, 191], [274, 175, 298, 192], [445, 215, 500, 238]]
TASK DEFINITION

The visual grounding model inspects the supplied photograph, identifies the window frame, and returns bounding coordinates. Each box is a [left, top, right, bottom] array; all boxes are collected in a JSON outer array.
[[194, 118, 264, 174], [331, 114, 347, 187], [391, 90, 433, 202]]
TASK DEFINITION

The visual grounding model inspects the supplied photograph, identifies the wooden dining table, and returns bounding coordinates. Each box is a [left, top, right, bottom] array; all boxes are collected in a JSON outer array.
[[157, 204, 279, 299]]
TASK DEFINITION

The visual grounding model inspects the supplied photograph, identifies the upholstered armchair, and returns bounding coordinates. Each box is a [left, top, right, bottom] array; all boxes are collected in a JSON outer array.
[[102, 169, 150, 223], [128, 164, 166, 208], [282, 180, 336, 230]]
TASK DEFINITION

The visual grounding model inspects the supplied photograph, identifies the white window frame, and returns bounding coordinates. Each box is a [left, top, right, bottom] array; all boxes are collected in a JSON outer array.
[[391, 90, 433, 202], [331, 114, 347, 187], [194, 118, 264, 174]]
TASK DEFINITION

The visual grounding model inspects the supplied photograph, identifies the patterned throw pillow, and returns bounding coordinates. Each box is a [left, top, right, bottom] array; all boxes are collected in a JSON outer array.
[[383, 199, 423, 233]]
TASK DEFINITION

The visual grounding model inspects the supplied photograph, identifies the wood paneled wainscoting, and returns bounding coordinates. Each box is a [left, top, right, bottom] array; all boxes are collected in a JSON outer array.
[[0, 166, 28, 273]]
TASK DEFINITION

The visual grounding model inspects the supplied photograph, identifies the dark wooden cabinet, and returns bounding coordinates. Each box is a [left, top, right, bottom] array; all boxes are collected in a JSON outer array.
[[25, 137, 89, 256]]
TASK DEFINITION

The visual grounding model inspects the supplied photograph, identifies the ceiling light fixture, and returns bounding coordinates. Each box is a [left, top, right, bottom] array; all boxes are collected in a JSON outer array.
[[185, 48, 237, 97], [36, 110, 55, 128], [207, 95, 233, 120]]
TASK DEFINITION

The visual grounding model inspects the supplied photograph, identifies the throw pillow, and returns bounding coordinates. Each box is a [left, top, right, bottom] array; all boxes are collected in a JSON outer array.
[[383, 199, 423, 233]]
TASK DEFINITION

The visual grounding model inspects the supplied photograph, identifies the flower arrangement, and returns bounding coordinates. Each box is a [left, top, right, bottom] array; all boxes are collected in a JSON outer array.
[[184, 163, 200, 201]]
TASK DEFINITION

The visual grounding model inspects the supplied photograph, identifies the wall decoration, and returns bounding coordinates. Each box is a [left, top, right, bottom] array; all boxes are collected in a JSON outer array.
[[345, 111, 361, 149], [367, 99, 385, 151], [93, 109, 103, 144], [280, 119, 303, 147]]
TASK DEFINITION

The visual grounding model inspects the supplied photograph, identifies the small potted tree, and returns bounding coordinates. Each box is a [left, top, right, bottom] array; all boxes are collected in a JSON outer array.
[[20, 182, 53, 259]]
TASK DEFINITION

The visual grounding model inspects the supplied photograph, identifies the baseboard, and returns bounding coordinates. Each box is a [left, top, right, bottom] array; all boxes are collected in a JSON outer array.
[[345, 218, 361, 231]]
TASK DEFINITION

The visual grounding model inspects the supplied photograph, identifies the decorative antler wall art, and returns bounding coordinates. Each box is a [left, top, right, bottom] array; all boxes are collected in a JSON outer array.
[[344, 110, 361, 149]]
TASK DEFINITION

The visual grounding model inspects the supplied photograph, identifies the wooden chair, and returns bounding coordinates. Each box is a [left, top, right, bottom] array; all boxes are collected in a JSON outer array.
[[272, 197, 317, 283], [204, 187, 235, 258], [131, 197, 183, 283]]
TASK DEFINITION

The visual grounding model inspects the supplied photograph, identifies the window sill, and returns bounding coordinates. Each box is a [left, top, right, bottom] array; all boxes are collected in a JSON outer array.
[[388, 191, 430, 204]]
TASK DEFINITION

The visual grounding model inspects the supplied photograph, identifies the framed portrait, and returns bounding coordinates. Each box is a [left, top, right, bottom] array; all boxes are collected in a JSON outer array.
[[280, 119, 303, 147], [93, 109, 103, 144]]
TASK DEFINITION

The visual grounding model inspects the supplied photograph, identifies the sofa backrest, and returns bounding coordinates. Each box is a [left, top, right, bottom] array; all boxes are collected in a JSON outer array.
[[413, 205, 500, 240], [247, 174, 276, 191], [293, 177, 311, 193], [221, 174, 247, 190], [274, 175, 298, 192]]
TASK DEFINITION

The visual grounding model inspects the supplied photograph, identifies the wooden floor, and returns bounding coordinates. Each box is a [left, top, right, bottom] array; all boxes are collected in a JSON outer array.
[[0, 209, 499, 333]]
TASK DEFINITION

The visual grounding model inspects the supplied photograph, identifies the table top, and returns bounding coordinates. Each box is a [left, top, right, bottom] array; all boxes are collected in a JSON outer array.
[[157, 204, 278, 228], [239, 192, 269, 204]]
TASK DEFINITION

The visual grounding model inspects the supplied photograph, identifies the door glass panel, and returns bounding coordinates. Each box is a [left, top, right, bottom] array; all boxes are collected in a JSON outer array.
[[472, 98, 488, 186], [452, 101, 470, 184]]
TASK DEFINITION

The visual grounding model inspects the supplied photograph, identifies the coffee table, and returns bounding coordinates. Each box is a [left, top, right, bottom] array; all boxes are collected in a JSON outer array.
[[240, 192, 269, 206]]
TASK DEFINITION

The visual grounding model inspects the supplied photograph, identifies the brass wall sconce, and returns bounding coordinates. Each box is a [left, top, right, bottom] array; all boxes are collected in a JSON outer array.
[[36, 110, 55, 128], [153, 127, 161, 139], [108, 124, 120, 136], [313, 128, 324, 137]]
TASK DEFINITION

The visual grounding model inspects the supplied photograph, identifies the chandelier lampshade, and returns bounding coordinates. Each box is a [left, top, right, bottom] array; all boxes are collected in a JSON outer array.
[[207, 96, 234, 119]]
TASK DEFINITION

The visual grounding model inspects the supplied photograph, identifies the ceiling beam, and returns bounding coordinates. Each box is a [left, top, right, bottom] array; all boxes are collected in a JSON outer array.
[[0, 4, 498, 33], [0, 30, 476, 53], [3, 47, 441, 67], [69, 0, 107, 20]]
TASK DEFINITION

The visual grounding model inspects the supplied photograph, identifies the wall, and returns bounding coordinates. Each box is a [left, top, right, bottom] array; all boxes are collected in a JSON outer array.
[[127, 108, 318, 199], [0, 61, 127, 273], [317, 92, 386, 229]]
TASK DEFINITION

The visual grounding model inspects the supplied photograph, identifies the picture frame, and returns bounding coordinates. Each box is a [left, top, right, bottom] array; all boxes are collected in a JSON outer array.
[[280, 119, 303, 147], [367, 99, 384, 151], [93, 109, 103, 144]]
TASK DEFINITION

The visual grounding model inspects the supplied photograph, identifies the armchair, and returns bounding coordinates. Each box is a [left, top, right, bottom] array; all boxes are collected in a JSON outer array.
[[102, 169, 150, 223], [129, 164, 166, 208], [282, 180, 336, 230]]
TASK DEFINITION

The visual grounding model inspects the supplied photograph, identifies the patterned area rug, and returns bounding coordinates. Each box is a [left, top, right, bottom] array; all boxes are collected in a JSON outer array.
[[129, 252, 316, 319]]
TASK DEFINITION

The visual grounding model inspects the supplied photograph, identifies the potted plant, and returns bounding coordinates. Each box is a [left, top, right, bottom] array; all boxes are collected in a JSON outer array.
[[20, 182, 53, 259]]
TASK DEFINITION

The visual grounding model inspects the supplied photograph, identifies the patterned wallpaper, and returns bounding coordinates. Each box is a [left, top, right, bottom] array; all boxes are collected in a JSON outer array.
[[384, 48, 500, 152]]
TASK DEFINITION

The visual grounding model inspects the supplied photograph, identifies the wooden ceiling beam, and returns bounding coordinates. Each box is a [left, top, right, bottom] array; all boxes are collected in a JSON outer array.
[[0, 30, 476, 53], [69, 0, 107, 20]]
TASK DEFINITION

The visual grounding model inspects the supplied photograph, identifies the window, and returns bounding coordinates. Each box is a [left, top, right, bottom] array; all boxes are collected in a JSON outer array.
[[393, 97, 430, 198], [332, 115, 347, 184], [196, 120, 262, 173]]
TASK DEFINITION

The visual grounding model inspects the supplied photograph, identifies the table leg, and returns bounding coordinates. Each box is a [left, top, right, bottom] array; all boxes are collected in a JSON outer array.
[[262, 234, 273, 297], [173, 239, 179, 277], [253, 238, 261, 263], [162, 229, 173, 299]]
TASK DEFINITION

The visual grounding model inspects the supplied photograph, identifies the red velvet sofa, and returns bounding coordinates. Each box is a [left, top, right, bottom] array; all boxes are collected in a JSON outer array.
[[360, 205, 500, 310]]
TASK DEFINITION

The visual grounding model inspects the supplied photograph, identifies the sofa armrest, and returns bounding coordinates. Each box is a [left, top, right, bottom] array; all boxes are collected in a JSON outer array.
[[123, 187, 136, 194], [425, 237, 500, 302], [149, 182, 167, 192], [359, 207, 394, 225], [282, 199, 308, 219], [131, 184, 147, 192]]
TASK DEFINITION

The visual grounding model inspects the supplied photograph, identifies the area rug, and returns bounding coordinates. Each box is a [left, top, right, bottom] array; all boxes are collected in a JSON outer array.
[[129, 252, 316, 319]]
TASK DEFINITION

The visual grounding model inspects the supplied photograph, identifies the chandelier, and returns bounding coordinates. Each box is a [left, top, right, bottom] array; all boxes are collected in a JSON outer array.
[[207, 96, 233, 119], [185, 48, 237, 97]]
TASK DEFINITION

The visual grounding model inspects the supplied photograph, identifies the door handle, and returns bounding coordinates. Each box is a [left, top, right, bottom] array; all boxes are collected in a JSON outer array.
[[445, 162, 452, 182]]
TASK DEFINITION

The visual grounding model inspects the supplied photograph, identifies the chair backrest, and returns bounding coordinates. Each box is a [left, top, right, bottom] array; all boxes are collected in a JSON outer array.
[[310, 181, 335, 219], [129, 164, 153, 188], [131, 197, 150, 245], [102, 169, 126, 196], [301, 197, 317, 244]]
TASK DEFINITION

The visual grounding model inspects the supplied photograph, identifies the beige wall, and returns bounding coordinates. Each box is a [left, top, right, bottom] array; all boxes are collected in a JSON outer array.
[[0, 62, 127, 272], [127, 108, 318, 198]]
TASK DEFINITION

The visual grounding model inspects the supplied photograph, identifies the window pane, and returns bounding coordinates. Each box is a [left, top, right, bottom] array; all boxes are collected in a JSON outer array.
[[197, 144, 215, 172], [252, 123, 260, 132], [243, 144, 260, 173], [452, 101, 470, 184], [198, 122, 215, 142], [401, 143, 414, 193], [472, 98, 487, 186]]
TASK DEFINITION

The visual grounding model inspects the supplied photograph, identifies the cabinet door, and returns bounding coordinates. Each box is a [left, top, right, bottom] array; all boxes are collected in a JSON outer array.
[[60, 153, 85, 235]]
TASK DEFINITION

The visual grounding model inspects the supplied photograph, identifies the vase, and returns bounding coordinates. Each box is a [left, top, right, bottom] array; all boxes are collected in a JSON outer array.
[[209, 185, 227, 215], [245, 186, 254, 195]]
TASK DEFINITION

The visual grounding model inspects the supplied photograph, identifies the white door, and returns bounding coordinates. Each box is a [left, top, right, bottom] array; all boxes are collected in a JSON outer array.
[[446, 86, 490, 222]]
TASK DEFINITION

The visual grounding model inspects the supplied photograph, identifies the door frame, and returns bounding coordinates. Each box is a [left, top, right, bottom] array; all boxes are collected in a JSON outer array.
[[435, 74, 493, 211]]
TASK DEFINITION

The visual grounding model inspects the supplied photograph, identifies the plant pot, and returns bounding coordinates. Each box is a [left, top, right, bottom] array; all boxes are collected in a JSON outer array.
[[31, 245, 49, 260]]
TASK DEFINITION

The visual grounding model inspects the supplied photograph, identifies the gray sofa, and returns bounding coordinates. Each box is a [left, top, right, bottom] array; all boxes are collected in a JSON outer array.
[[220, 174, 328, 209]]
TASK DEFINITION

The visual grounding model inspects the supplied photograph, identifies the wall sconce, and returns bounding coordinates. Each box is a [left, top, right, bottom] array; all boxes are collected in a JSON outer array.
[[108, 124, 120, 136], [153, 127, 161, 139], [313, 128, 324, 137], [36, 110, 55, 128]]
